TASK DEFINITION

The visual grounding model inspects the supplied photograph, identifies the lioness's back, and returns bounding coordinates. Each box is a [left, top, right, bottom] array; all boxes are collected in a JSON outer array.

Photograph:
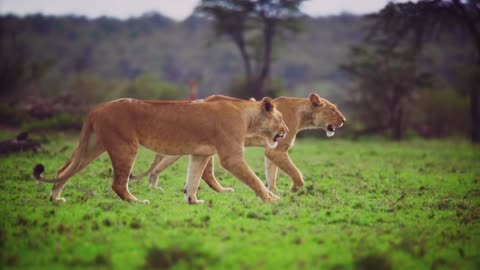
[[89, 98, 247, 155]]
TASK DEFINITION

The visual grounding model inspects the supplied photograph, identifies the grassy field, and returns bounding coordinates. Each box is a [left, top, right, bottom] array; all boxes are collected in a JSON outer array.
[[0, 133, 479, 270]]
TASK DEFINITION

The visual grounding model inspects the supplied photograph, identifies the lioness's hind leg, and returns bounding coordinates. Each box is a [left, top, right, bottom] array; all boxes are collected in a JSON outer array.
[[149, 155, 181, 189], [108, 145, 148, 204], [184, 155, 210, 204], [50, 141, 105, 202]]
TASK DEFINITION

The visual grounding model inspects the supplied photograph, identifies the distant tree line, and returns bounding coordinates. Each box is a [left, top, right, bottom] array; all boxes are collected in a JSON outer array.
[[0, 2, 476, 141], [196, 0, 306, 99]]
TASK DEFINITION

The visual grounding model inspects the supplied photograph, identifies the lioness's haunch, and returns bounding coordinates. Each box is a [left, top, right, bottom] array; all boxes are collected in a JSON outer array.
[[33, 97, 288, 204], [132, 93, 346, 192]]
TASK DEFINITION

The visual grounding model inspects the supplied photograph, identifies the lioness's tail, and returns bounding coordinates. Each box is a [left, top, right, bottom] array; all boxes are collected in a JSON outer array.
[[33, 116, 96, 183]]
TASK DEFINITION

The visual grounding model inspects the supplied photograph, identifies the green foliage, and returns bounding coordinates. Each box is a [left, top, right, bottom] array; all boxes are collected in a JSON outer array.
[[0, 13, 471, 99], [341, 44, 433, 139], [196, 0, 308, 98], [64, 73, 125, 103], [367, 0, 480, 142], [123, 74, 187, 100], [415, 88, 470, 137], [1, 135, 479, 269], [228, 76, 287, 99], [21, 114, 83, 132], [0, 103, 29, 126]]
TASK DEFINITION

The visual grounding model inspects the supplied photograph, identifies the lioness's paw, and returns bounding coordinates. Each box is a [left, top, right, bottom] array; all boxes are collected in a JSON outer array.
[[290, 182, 304, 192], [262, 192, 281, 203], [267, 185, 277, 192], [140, 199, 150, 204], [154, 186, 165, 192], [220, 187, 235, 193], [270, 193, 281, 201], [51, 197, 67, 203], [187, 199, 205, 205]]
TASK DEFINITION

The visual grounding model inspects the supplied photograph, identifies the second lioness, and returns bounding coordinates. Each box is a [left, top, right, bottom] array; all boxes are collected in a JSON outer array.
[[132, 93, 346, 192]]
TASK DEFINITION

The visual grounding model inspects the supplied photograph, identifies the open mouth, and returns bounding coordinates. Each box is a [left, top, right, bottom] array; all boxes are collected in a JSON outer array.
[[273, 132, 286, 142], [326, 124, 335, 137]]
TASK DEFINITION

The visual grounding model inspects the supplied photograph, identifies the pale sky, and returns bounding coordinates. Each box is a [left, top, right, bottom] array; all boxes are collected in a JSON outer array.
[[0, 0, 405, 20]]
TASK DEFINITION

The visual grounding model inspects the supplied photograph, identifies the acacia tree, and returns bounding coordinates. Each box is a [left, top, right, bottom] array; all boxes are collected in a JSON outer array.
[[342, 45, 432, 140], [196, 0, 305, 99], [369, 0, 480, 143], [250, 0, 304, 98], [196, 0, 254, 81]]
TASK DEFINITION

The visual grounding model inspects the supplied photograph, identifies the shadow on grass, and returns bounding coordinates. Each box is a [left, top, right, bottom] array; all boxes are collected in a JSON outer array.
[[355, 253, 392, 270], [143, 245, 216, 270]]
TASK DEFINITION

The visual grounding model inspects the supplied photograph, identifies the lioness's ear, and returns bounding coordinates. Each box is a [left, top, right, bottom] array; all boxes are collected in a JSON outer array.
[[309, 93, 325, 107], [261, 97, 275, 112], [249, 97, 257, 101]]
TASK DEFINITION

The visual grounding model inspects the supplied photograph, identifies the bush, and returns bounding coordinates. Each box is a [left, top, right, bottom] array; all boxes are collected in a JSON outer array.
[[0, 103, 30, 126], [21, 113, 83, 132], [228, 77, 288, 99], [414, 89, 470, 137], [123, 74, 187, 100]]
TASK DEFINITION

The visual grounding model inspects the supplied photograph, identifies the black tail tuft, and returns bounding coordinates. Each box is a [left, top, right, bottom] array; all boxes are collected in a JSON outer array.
[[33, 164, 45, 179]]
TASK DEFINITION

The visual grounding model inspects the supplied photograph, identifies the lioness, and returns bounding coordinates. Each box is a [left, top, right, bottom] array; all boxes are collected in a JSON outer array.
[[33, 97, 288, 204], [132, 93, 345, 192]]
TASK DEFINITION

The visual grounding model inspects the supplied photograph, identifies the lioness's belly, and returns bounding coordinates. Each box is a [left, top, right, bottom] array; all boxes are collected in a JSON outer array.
[[140, 138, 217, 156]]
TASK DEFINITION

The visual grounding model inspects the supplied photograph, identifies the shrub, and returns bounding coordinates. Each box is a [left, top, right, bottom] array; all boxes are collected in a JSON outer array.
[[21, 113, 83, 132], [0, 103, 30, 126], [228, 77, 288, 99]]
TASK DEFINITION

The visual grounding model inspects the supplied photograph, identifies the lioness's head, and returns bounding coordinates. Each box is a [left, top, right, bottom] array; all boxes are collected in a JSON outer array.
[[256, 97, 289, 148], [308, 93, 346, 137]]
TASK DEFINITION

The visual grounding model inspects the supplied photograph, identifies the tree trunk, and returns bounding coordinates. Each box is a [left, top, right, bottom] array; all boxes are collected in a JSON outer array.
[[471, 84, 480, 143], [238, 40, 252, 81], [393, 106, 404, 140], [231, 34, 252, 81], [253, 19, 275, 100], [453, 0, 480, 143]]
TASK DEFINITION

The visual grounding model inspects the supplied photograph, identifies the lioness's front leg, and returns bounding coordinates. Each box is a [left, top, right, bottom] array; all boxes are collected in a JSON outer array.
[[184, 155, 211, 204], [218, 152, 279, 202], [201, 156, 235, 193], [264, 149, 304, 192]]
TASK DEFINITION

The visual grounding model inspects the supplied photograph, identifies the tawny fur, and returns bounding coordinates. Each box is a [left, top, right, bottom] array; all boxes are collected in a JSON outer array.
[[33, 97, 288, 204], [133, 93, 346, 192]]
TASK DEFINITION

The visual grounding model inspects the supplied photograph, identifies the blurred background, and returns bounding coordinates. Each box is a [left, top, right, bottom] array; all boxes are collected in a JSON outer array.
[[0, 0, 478, 142]]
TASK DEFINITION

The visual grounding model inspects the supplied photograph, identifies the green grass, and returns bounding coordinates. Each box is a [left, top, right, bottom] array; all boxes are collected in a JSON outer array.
[[1, 134, 479, 270]]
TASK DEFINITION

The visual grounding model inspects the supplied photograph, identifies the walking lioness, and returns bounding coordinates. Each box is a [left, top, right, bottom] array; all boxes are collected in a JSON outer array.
[[132, 93, 345, 192], [33, 97, 288, 204]]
